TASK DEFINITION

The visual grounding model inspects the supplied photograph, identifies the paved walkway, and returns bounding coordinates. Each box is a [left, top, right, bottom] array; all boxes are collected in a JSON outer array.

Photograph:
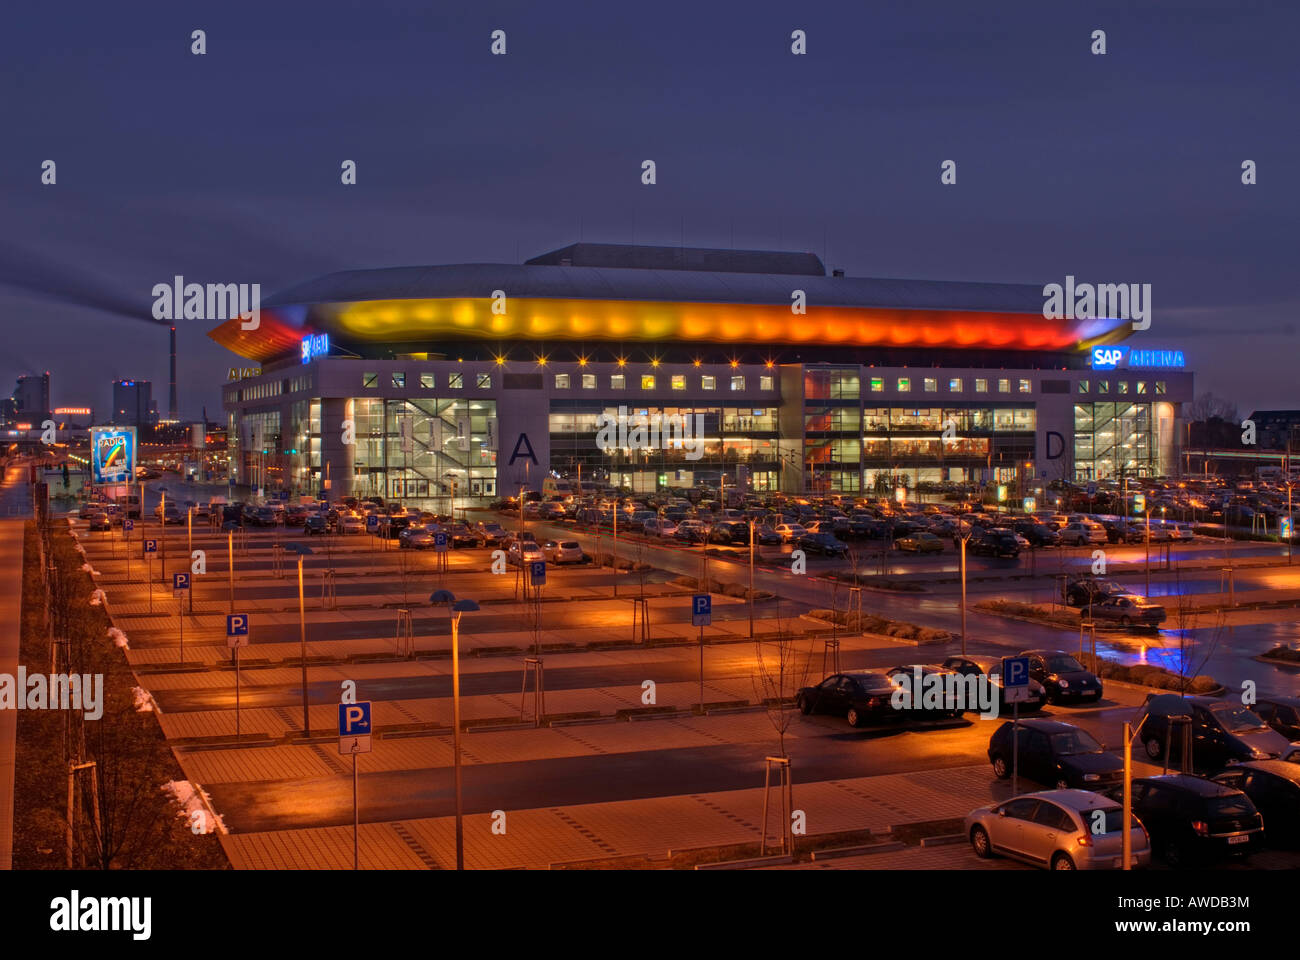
[[0, 519, 26, 870]]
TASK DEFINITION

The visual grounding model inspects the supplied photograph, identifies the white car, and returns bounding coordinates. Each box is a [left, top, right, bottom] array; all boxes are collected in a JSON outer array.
[[508, 540, 545, 565], [774, 523, 807, 542], [644, 518, 678, 538], [1060, 521, 1106, 546], [339, 514, 366, 534], [543, 539, 584, 564]]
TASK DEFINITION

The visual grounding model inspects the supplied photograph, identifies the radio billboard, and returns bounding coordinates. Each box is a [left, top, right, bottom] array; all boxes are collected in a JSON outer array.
[[90, 427, 137, 484]]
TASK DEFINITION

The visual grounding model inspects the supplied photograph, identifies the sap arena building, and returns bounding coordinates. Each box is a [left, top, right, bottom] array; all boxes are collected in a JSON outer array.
[[209, 243, 1193, 503]]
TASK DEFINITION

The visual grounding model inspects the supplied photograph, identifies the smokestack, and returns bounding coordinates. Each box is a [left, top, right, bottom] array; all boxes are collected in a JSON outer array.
[[169, 325, 177, 419]]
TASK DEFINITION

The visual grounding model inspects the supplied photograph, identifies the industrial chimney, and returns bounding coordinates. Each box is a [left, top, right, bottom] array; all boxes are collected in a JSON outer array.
[[169, 325, 177, 420]]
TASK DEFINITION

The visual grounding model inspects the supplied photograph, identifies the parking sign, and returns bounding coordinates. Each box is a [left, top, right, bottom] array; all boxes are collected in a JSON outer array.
[[172, 572, 190, 597], [123, 519, 134, 533], [529, 560, 546, 585], [226, 613, 250, 649], [143, 538, 157, 553], [338, 701, 372, 754], [692, 594, 712, 627], [434, 531, 449, 552], [1002, 656, 1031, 703]]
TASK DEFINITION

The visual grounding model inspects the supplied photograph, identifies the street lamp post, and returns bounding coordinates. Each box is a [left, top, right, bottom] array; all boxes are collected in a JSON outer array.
[[430, 589, 478, 871], [284, 542, 314, 736], [748, 517, 755, 640]]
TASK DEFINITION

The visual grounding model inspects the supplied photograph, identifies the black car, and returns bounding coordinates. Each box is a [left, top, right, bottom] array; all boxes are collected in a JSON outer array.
[[970, 530, 1020, 558], [1252, 696, 1300, 741], [1062, 576, 1130, 608], [1134, 694, 1290, 771], [1130, 774, 1264, 866], [796, 672, 898, 728], [1101, 518, 1143, 544], [798, 532, 849, 557], [1210, 762, 1300, 846], [303, 515, 328, 535], [941, 655, 1047, 712], [1014, 520, 1060, 547], [1021, 649, 1103, 704], [987, 718, 1123, 790]]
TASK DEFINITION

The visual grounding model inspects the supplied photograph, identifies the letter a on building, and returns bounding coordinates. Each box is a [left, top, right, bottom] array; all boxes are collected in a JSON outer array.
[[509, 432, 538, 465]]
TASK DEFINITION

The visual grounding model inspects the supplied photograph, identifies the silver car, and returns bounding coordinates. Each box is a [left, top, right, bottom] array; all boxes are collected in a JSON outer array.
[[543, 539, 584, 564], [965, 789, 1150, 870]]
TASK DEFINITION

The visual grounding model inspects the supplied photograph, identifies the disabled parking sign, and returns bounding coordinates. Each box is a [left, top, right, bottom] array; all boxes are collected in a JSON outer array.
[[172, 571, 190, 597], [338, 701, 372, 755], [226, 613, 250, 648]]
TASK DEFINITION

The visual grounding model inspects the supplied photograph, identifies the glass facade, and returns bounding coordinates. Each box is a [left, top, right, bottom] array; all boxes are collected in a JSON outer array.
[[1073, 401, 1155, 480]]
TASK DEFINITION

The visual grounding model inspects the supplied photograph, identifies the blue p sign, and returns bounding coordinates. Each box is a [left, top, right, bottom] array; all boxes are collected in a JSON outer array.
[[173, 572, 190, 590], [338, 701, 373, 755], [1002, 656, 1030, 688], [143, 539, 157, 553], [692, 593, 711, 627], [123, 519, 134, 532], [529, 560, 546, 585], [227, 614, 248, 635]]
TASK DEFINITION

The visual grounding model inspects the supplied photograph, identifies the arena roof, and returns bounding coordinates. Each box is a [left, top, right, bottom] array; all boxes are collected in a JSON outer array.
[[209, 244, 1132, 362]]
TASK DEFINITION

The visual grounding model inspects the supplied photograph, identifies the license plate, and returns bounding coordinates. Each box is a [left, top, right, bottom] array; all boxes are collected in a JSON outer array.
[[1228, 834, 1249, 845]]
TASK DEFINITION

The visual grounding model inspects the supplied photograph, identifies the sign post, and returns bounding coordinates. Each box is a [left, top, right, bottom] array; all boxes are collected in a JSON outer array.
[[338, 701, 372, 870], [123, 518, 134, 582], [1002, 656, 1031, 796], [692, 594, 711, 711], [143, 538, 157, 614], [172, 572, 190, 664], [227, 614, 250, 739]]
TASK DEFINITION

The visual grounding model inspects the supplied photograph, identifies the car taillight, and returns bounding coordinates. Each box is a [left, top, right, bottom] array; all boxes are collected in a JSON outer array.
[[1191, 820, 1208, 837], [1076, 834, 1092, 847]]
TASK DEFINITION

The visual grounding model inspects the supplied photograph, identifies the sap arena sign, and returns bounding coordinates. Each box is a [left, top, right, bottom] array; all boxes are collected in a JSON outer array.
[[1090, 346, 1184, 370], [301, 333, 329, 364]]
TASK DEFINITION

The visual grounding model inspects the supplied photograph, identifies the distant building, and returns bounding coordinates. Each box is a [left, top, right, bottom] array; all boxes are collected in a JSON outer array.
[[112, 379, 158, 427], [11, 372, 50, 424], [1248, 410, 1300, 450]]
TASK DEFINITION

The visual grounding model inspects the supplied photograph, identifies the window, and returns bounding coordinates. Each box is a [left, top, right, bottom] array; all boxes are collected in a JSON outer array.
[[1078, 380, 1089, 394], [476, 373, 492, 389], [641, 375, 656, 390], [420, 373, 434, 389], [1137, 381, 1147, 395], [948, 378, 962, 392], [1097, 380, 1109, 394], [1118, 381, 1129, 395], [975, 378, 988, 393], [1155, 381, 1167, 395], [1018, 379, 1031, 393], [760, 375, 775, 391], [923, 378, 937, 392], [554, 374, 570, 389], [671, 375, 686, 391], [582, 373, 596, 390], [701, 375, 716, 390], [997, 379, 1010, 393], [730, 375, 746, 391], [611, 374, 626, 390], [391, 372, 406, 388], [362, 372, 378, 388], [870, 376, 884, 393], [897, 377, 911, 393], [448, 373, 464, 389]]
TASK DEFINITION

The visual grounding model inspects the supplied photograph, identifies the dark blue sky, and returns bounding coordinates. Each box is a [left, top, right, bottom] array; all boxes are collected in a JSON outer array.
[[2, 0, 1296, 418]]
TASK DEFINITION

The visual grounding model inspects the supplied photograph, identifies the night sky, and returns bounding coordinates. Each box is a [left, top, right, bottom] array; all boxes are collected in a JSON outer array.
[[2, 0, 1296, 419]]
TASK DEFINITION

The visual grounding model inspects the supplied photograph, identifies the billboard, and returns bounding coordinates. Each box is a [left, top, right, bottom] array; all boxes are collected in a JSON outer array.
[[90, 426, 137, 484]]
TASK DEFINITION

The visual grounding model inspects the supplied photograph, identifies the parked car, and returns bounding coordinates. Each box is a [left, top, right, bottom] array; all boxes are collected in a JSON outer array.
[[86, 511, 112, 531], [1062, 576, 1129, 608], [1210, 761, 1300, 846], [795, 672, 898, 727], [1130, 774, 1264, 867], [448, 523, 481, 548], [798, 532, 849, 557], [970, 530, 1020, 558], [884, 664, 968, 718], [303, 515, 328, 535], [1021, 649, 1103, 704], [1084, 594, 1167, 628], [399, 524, 435, 549], [987, 718, 1123, 790], [507, 539, 545, 566], [1059, 521, 1107, 546], [542, 539, 584, 564], [1134, 694, 1290, 770], [965, 789, 1150, 870], [1014, 521, 1061, 547], [339, 513, 366, 535], [474, 521, 507, 545], [895, 532, 944, 554], [774, 523, 807, 543], [1251, 696, 1300, 741], [941, 655, 1046, 712]]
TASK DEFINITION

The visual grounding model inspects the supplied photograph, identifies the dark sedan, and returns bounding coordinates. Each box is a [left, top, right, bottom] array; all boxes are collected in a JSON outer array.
[[941, 655, 1047, 712], [798, 532, 849, 557], [1131, 774, 1264, 866], [988, 718, 1123, 790], [1021, 649, 1103, 704], [1084, 594, 1167, 628], [796, 672, 897, 728]]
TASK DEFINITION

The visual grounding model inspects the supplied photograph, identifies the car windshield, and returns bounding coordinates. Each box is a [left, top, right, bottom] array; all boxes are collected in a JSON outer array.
[[1209, 703, 1269, 733], [1045, 655, 1085, 673], [1049, 729, 1103, 755]]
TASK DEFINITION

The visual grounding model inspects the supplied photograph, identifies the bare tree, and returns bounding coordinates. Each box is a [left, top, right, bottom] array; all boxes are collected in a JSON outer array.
[[749, 601, 814, 759]]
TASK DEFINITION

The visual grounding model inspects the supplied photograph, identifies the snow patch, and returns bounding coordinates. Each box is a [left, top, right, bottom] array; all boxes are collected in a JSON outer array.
[[89, 589, 107, 606], [107, 627, 129, 649], [132, 686, 156, 712], [162, 780, 227, 835]]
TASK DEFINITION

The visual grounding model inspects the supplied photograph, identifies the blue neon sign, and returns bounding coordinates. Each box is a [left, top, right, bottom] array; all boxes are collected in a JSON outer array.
[[1090, 346, 1184, 370], [301, 333, 329, 364]]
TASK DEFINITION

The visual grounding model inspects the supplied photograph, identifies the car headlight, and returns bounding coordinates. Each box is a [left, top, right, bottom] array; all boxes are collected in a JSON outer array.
[[1058, 679, 1069, 688]]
